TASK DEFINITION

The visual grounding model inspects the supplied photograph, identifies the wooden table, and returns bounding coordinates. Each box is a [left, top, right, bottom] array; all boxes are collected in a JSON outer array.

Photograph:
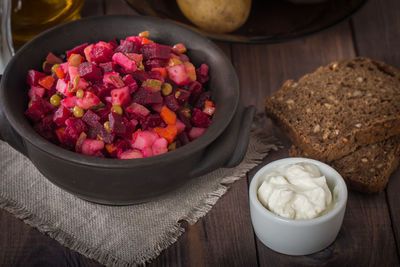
[[1, 0, 400, 266]]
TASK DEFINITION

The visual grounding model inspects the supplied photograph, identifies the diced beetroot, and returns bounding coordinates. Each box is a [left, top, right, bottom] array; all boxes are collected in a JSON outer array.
[[152, 137, 168, 156], [65, 117, 87, 134], [196, 63, 209, 84], [78, 62, 102, 82], [131, 131, 159, 150], [122, 74, 138, 93], [151, 103, 163, 113], [108, 38, 118, 49], [42, 62, 53, 74], [141, 43, 171, 60], [62, 125, 80, 147], [111, 86, 130, 107], [25, 100, 48, 122], [28, 86, 45, 101], [191, 108, 211, 128], [84, 119, 114, 144], [176, 89, 191, 105], [115, 138, 130, 151], [126, 36, 143, 43], [167, 64, 190, 86], [103, 71, 125, 88], [132, 88, 163, 106], [96, 103, 112, 122], [177, 111, 192, 130], [92, 83, 111, 100], [115, 40, 141, 54], [176, 119, 186, 134], [61, 96, 78, 109], [27, 70, 46, 86], [142, 146, 153, 157], [99, 62, 118, 73], [194, 91, 211, 109], [144, 58, 168, 69], [76, 91, 101, 109], [46, 52, 63, 64], [188, 127, 206, 140], [75, 132, 87, 153], [141, 114, 164, 130], [41, 114, 55, 131], [119, 149, 143, 159], [164, 94, 179, 111], [148, 70, 165, 82], [66, 43, 88, 59], [177, 131, 190, 145], [81, 139, 104, 156], [82, 109, 100, 126], [89, 43, 114, 64], [108, 112, 126, 136], [112, 52, 137, 72], [53, 105, 72, 126], [131, 70, 149, 84], [125, 102, 150, 117]]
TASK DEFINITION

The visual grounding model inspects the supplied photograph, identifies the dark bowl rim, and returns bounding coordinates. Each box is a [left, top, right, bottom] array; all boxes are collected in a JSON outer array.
[[0, 14, 239, 168]]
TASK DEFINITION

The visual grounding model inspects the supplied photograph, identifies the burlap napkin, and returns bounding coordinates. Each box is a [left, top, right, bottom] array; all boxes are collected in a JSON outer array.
[[0, 128, 278, 266]]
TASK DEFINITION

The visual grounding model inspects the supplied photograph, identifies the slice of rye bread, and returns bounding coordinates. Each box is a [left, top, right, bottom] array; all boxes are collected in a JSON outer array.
[[290, 135, 400, 193], [264, 57, 400, 162]]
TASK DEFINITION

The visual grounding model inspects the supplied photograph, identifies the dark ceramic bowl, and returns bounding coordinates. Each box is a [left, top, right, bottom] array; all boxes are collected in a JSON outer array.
[[0, 15, 255, 205]]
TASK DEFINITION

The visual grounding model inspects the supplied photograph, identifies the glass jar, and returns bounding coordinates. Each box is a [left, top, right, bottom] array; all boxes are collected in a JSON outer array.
[[11, 0, 85, 50]]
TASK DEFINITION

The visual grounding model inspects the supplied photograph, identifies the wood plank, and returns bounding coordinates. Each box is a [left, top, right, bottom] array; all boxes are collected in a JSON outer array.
[[0, 209, 101, 266], [351, 0, 400, 259], [81, 0, 105, 17], [236, 19, 399, 266], [104, 0, 139, 15], [149, 178, 259, 267], [351, 0, 400, 68]]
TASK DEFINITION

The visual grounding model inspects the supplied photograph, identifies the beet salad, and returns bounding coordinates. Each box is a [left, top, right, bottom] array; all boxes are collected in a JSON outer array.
[[24, 31, 215, 159]]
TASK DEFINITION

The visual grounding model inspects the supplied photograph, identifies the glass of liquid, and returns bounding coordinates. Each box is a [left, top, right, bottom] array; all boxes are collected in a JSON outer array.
[[11, 0, 85, 50]]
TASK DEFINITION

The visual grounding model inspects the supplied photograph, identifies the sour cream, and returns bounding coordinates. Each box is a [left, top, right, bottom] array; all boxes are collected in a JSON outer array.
[[257, 162, 332, 220]]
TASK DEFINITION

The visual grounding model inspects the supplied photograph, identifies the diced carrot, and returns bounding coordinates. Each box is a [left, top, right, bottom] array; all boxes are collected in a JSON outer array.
[[151, 67, 167, 78], [38, 76, 55, 90], [152, 127, 164, 136], [160, 105, 176, 125], [203, 101, 215, 116], [105, 144, 116, 154], [141, 37, 154, 44], [55, 68, 65, 79], [157, 125, 178, 144], [204, 100, 214, 107], [55, 127, 65, 143]]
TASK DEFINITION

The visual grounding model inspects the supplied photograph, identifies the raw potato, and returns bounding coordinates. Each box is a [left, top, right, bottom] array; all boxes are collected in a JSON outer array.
[[176, 0, 252, 33]]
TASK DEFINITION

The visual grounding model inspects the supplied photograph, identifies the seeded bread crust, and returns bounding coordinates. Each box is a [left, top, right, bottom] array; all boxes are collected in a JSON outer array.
[[264, 57, 400, 162], [290, 135, 400, 193]]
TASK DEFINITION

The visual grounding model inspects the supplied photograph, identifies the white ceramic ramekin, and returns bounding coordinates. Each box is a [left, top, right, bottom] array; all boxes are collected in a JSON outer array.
[[249, 157, 348, 255]]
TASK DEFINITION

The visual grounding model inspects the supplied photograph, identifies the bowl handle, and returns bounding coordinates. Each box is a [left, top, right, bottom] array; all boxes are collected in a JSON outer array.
[[0, 76, 27, 156], [189, 103, 255, 178]]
